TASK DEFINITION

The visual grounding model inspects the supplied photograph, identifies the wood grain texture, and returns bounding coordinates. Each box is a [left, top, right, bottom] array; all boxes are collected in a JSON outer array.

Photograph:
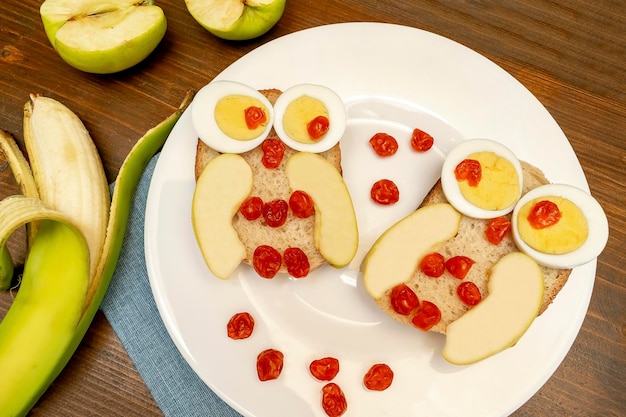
[[1, 0, 624, 416]]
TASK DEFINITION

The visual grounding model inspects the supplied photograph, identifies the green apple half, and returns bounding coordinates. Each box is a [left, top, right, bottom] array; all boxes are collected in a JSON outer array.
[[184, 0, 286, 41], [40, 0, 167, 74]]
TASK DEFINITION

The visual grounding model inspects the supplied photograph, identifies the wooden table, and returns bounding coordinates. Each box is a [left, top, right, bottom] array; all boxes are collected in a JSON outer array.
[[1, 1, 624, 416]]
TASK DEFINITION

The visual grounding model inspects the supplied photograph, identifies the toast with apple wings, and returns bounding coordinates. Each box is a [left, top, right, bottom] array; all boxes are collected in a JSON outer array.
[[194, 88, 343, 277], [374, 161, 572, 334]]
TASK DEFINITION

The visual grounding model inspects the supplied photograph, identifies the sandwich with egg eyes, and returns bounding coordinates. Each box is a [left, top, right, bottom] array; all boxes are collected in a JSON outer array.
[[369, 160, 573, 335], [193, 88, 345, 278]]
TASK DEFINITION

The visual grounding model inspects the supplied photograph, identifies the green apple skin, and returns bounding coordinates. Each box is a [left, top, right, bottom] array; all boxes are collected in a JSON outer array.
[[40, 0, 166, 74], [40, 0, 142, 44], [185, 0, 286, 41]]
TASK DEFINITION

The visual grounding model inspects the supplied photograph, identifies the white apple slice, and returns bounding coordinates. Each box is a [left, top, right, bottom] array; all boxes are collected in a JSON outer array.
[[285, 152, 358, 268], [192, 153, 252, 279], [361, 203, 462, 299], [442, 252, 544, 365], [184, 0, 286, 41], [40, 0, 166, 74]]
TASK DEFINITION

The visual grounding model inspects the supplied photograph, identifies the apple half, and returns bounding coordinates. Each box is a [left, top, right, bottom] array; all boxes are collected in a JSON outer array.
[[40, 0, 167, 74], [442, 252, 544, 365], [362, 203, 462, 299], [285, 152, 358, 269], [192, 153, 253, 279], [184, 0, 286, 41]]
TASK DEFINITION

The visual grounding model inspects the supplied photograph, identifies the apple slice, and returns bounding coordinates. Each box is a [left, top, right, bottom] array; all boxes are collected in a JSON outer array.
[[40, 0, 166, 74], [362, 204, 462, 299], [442, 252, 544, 365], [192, 153, 253, 279], [184, 0, 286, 41], [285, 152, 358, 268]]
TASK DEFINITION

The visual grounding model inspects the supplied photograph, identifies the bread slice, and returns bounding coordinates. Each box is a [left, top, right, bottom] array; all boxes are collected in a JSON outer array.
[[375, 161, 572, 334], [194, 89, 342, 275]]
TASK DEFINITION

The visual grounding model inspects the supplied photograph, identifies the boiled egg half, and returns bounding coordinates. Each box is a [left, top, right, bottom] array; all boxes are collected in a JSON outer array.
[[273, 83, 346, 152], [441, 138, 523, 219], [512, 183, 608, 269], [191, 80, 274, 153]]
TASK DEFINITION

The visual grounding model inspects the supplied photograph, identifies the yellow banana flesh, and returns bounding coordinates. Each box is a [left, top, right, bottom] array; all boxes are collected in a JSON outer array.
[[0, 91, 192, 416], [23, 95, 110, 283]]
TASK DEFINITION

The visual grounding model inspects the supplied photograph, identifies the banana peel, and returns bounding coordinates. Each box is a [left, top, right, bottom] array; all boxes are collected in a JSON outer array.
[[0, 130, 39, 289], [0, 245, 13, 290], [0, 216, 89, 415], [0, 91, 193, 416]]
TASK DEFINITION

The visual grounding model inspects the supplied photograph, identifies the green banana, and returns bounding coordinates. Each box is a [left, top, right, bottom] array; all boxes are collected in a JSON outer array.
[[0, 245, 13, 290], [0, 206, 89, 417], [0, 91, 193, 416]]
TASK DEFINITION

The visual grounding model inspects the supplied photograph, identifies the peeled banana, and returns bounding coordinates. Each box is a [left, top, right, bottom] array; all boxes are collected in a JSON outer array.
[[24, 95, 110, 283], [0, 91, 192, 416]]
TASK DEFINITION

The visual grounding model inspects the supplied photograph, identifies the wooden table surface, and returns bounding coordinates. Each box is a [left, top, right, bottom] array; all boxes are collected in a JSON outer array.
[[1, 1, 624, 416]]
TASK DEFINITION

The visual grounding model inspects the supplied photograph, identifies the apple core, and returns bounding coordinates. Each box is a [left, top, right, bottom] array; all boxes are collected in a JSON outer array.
[[40, 0, 167, 74]]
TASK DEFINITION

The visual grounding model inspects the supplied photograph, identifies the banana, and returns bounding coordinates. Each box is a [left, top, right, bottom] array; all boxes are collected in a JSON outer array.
[[0, 91, 193, 416], [0, 198, 89, 417], [0, 246, 12, 290], [0, 130, 38, 199], [0, 130, 38, 290], [24, 95, 110, 284]]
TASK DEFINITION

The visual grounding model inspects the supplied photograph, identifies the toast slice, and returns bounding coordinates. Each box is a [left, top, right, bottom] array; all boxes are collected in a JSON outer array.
[[194, 89, 342, 275], [375, 161, 572, 334]]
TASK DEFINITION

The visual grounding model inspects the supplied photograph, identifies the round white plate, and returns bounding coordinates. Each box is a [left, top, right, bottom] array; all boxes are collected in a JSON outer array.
[[145, 23, 595, 417]]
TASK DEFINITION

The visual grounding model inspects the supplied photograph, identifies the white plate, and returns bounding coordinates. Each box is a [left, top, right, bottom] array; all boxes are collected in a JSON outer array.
[[145, 23, 595, 417]]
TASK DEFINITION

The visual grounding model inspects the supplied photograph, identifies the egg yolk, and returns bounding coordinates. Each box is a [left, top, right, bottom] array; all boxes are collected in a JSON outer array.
[[214, 95, 268, 141], [282, 95, 328, 144], [517, 196, 588, 254], [457, 151, 519, 210]]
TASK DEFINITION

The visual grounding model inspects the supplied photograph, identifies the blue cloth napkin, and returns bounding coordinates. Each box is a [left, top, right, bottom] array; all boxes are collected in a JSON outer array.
[[101, 154, 242, 417]]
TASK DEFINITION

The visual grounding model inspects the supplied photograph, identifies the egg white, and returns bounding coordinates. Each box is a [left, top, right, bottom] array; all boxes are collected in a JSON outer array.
[[441, 138, 523, 219], [511, 183, 608, 269], [191, 80, 274, 153], [272, 83, 346, 153]]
